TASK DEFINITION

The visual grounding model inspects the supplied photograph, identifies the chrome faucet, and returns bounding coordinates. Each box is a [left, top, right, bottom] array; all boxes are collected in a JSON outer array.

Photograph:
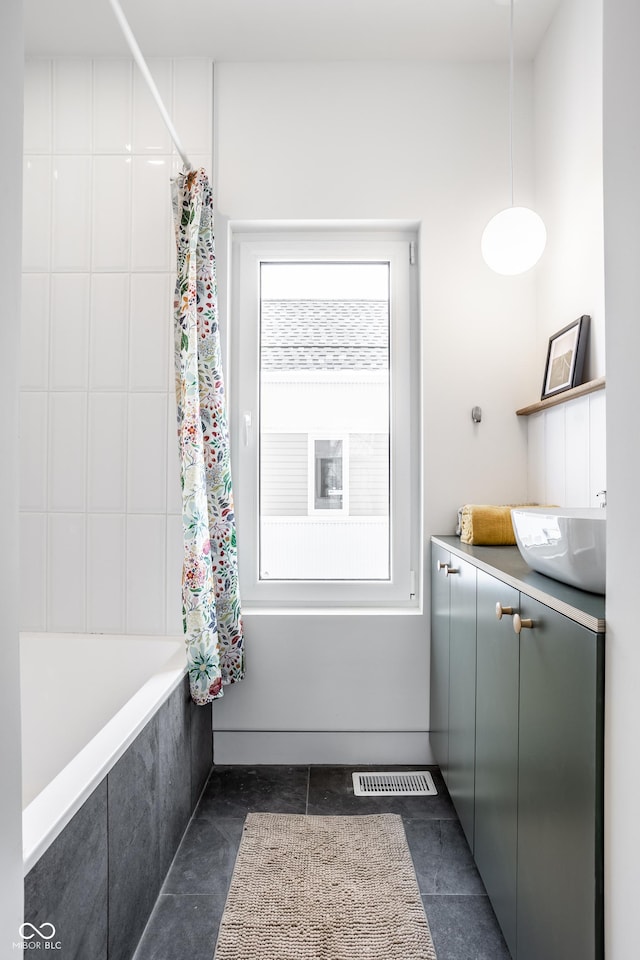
[[596, 490, 607, 508]]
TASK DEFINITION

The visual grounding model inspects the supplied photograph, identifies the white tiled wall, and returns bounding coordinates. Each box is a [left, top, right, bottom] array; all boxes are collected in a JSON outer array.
[[526, 389, 607, 508], [20, 58, 213, 634]]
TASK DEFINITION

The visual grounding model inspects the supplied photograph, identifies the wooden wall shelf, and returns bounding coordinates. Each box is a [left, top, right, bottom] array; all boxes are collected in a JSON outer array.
[[516, 376, 606, 417]]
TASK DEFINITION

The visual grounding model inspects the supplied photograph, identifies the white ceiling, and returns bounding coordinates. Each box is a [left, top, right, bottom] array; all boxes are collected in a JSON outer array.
[[24, 0, 563, 61]]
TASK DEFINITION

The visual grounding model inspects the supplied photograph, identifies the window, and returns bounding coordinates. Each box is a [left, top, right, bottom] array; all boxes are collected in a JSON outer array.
[[311, 437, 347, 514], [231, 227, 420, 607]]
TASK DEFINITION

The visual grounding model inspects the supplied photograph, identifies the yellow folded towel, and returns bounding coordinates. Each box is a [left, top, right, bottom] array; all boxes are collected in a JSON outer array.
[[460, 503, 536, 545]]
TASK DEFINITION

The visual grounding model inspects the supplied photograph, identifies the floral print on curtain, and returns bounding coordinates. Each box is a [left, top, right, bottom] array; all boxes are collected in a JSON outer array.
[[171, 168, 244, 705]]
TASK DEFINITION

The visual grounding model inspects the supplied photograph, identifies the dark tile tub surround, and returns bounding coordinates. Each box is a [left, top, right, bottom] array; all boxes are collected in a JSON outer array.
[[24, 780, 108, 960], [135, 765, 511, 960], [108, 715, 161, 960], [159, 682, 192, 877], [190, 695, 213, 807], [24, 675, 213, 960]]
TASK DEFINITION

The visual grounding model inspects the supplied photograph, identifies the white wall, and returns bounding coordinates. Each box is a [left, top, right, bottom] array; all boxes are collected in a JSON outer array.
[[602, 2, 640, 956], [528, 0, 606, 509], [0, 0, 24, 948], [535, 0, 605, 380], [527, 0, 607, 507], [212, 61, 539, 761], [20, 58, 212, 635]]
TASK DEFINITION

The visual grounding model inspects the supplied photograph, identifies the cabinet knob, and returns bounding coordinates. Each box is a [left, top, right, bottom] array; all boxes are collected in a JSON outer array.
[[513, 614, 534, 634], [444, 566, 459, 577], [437, 561, 448, 572], [496, 602, 514, 620]]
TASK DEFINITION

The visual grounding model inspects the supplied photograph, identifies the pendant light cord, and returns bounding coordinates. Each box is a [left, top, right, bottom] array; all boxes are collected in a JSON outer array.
[[509, 0, 514, 208], [481, 0, 546, 272]]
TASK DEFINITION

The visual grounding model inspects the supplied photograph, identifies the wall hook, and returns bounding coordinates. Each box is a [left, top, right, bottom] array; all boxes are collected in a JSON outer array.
[[471, 406, 482, 423]]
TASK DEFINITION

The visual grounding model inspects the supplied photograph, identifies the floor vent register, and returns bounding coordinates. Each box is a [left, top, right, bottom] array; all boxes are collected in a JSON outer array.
[[352, 771, 438, 797]]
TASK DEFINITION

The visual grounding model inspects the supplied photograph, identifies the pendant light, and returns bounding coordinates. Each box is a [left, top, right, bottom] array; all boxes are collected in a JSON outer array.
[[481, 0, 546, 275]]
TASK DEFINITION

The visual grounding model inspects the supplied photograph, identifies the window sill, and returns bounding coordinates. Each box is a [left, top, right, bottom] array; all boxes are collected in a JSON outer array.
[[241, 605, 423, 616]]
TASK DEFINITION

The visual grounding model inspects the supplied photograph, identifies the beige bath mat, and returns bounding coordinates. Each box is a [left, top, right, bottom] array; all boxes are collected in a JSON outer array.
[[213, 812, 437, 960]]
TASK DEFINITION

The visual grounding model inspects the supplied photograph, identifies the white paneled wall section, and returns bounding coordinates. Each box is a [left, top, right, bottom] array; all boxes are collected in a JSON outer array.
[[526, 390, 606, 508], [20, 58, 213, 634]]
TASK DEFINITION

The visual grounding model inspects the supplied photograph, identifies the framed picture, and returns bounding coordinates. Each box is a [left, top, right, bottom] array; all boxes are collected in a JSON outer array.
[[541, 315, 590, 400]]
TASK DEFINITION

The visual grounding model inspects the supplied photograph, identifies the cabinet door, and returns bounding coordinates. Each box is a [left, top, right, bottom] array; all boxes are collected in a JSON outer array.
[[447, 556, 477, 850], [474, 570, 519, 957], [517, 595, 604, 960], [430, 544, 451, 780]]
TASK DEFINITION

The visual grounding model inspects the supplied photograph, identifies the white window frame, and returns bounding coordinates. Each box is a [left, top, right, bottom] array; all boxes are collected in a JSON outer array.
[[230, 224, 421, 609]]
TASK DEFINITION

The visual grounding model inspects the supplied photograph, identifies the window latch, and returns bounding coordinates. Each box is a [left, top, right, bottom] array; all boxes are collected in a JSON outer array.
[[243, 411, 252, 446]]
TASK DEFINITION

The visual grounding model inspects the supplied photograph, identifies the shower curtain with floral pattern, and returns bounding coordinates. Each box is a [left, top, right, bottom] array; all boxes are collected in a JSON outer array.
[[171, 168, 244, 704]]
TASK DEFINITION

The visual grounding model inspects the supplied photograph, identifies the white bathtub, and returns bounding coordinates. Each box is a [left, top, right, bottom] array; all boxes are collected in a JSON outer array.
[[21, 632, 187, 873]]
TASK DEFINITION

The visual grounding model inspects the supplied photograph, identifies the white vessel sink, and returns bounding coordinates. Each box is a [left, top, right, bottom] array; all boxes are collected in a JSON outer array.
[[511, 507, 606, 594]]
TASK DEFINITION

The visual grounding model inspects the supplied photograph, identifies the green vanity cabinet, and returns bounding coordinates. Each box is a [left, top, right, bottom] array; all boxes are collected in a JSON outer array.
[[474, 570, 520, 957], [430, 544, 451, 780], [429, 537, 604, 960], [516, 594, 604, 960], [445, 556, 477, 850]]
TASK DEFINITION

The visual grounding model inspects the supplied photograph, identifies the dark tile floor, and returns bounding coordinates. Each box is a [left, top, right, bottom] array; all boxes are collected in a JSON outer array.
[[133, 765, 511, 960]]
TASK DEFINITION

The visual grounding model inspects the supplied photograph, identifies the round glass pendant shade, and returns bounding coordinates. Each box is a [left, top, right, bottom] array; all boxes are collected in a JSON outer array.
[[481, 206, 547, 275]]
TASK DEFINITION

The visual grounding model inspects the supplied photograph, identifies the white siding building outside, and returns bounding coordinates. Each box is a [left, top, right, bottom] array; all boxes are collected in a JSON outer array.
[[259, 299, 390, 580]]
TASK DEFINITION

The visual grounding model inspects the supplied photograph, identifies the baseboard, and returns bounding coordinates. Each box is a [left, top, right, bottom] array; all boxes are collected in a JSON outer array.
[[212, 730, 433, 765]]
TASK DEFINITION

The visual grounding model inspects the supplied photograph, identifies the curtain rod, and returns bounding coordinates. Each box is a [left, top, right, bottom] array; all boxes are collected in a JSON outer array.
[[107, 0, 192, 171]]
